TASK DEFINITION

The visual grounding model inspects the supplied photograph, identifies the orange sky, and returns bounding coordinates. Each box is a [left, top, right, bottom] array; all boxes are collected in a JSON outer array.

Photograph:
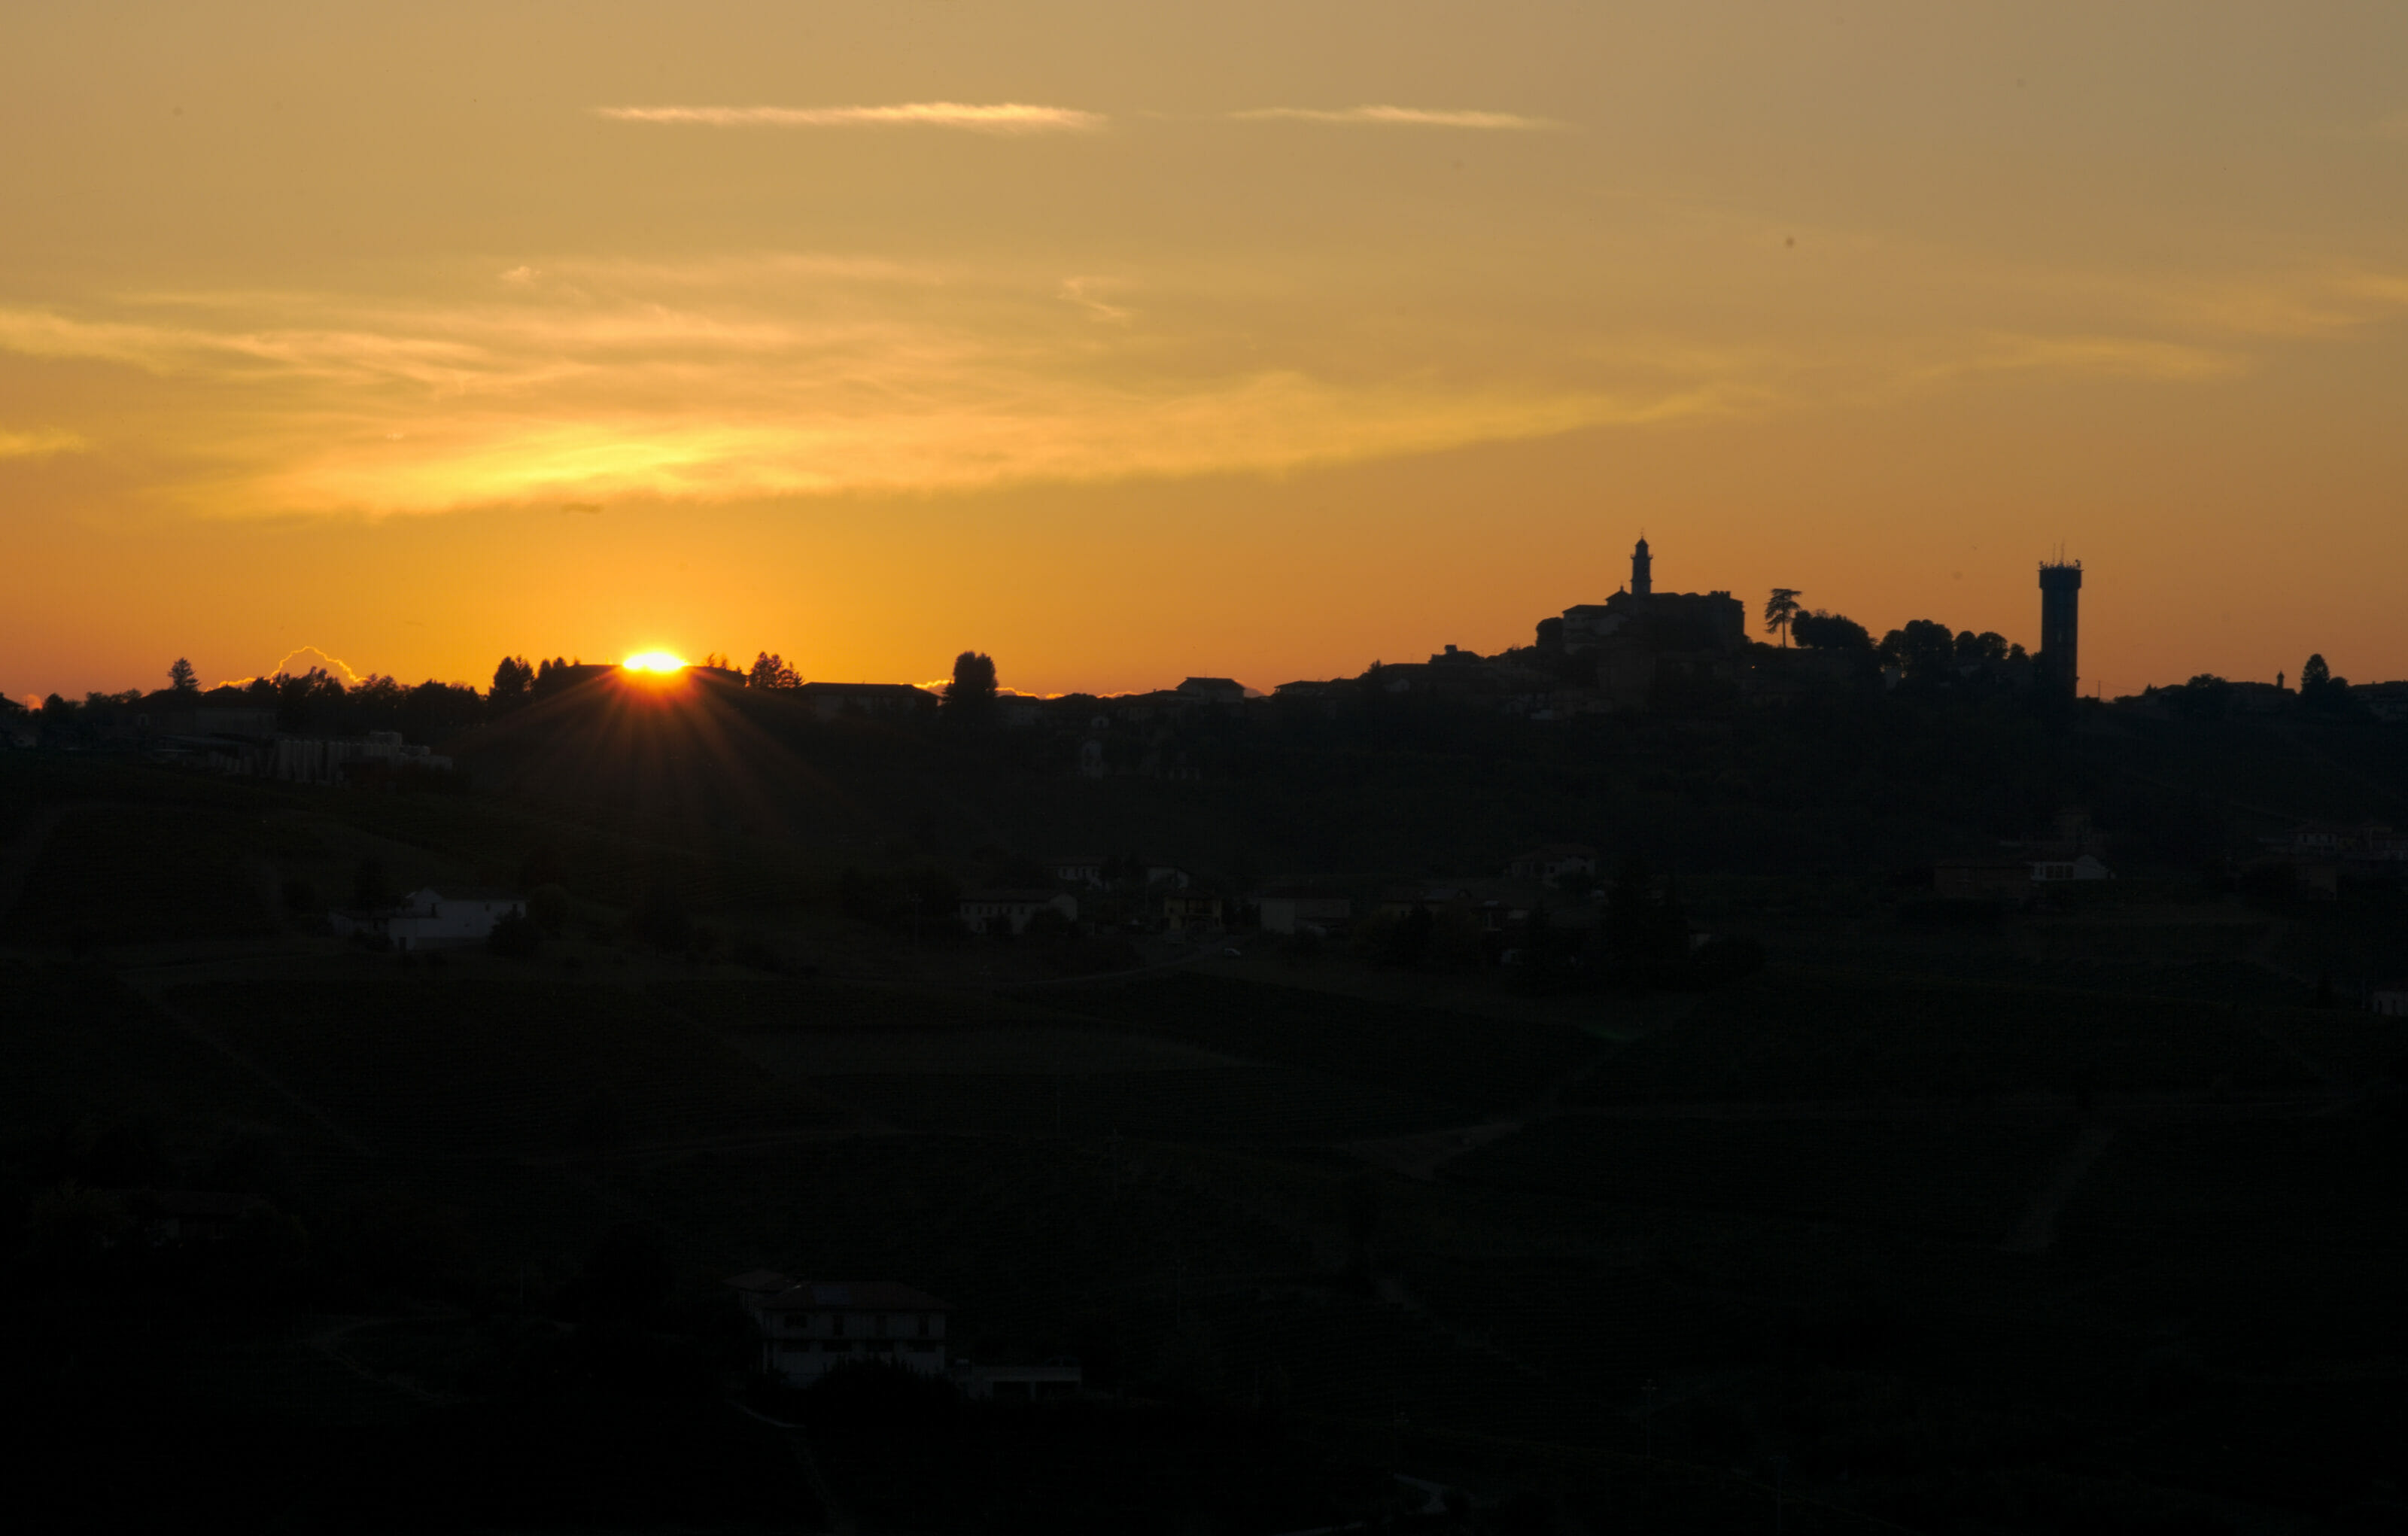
[[5, 2, 2406, 704]]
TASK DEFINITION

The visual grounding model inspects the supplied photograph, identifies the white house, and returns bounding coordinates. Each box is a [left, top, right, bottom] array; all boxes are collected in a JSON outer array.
[[730, 1273, 950, 1386], [959, 889, 1078, 935], [1505, 844, 1599, 886], [2029, 854, 2114, 883], [1257, 888, 1352, 935], [272, 730, 451, 786], [1052, 856, 1107, 888], [2372, 986, 2408, 1018], [330, 887, 525, 949]]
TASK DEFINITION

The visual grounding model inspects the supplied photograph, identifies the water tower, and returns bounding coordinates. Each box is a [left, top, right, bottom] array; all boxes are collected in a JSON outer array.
[[2038, 557, 2082, 695]]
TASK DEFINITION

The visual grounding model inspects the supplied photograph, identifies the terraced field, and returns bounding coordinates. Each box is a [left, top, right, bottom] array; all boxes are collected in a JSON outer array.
[[818, 1066, 1461, 1142], [169, 978, 840, 1156], [0, 964, 308, 1145], [4, 804, 276, 944], [1047, 972, 1602, 1112], [728, 1023, 1230, 1076], [1570, 971, 2361, 1105], [1447, 1115, 2063, 1240]]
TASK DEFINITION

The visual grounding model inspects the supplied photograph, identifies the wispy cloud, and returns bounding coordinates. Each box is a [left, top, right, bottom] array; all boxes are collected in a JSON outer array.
[[0, 262, 1730, 516], [1058, 277, 1130, 324], [0, 426, 87, 459], [1233, 106, 1554, 131], [597, 103, 1105, 133], [7, 233, 2398, 520]]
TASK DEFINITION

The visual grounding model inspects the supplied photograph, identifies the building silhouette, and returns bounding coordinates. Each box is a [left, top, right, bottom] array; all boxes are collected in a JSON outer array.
[[1552, 538, 1747, 710], [2038, 557, 2082, 695]]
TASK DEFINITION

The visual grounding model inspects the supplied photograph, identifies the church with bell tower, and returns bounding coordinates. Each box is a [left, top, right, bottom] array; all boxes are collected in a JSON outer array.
[[1555, 536, 1742, 652]]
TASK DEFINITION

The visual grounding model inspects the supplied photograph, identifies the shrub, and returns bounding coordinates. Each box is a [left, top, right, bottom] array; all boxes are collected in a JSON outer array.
[[488, 910, 541, 959], [528, 883, 570, 935]]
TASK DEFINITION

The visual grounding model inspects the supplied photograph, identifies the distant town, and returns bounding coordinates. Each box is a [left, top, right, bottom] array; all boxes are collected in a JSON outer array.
[[12, 538, 2400, 767]]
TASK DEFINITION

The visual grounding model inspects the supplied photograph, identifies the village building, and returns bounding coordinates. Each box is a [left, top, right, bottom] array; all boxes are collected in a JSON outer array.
[[329, 887, 526, 949], [1257, 887, 1353, 936], [1161, 893, 1224, 933], [959, 889, 1078, 935], [272, 729, 452, 786], [1505, 844, 1598, 886], [2029, 853, 2115, 883], [796, 682, 940, 721], [1933, 861, 2036, 902], [1052, 855, 1107, 888], [1175, 677, 1248, 704], [730, 1273, 951, 1387]]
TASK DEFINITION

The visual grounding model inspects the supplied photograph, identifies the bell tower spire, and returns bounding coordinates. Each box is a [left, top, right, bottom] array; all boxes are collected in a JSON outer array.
[[1631, 535, 1652, 598]]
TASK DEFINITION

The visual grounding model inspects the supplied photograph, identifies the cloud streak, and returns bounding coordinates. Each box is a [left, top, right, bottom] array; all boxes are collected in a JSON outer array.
[[0, 427, 87, 459], [597, 102, 1105, 133], [1233, 106, 1554, 130], [5, 242, 2395, 521]]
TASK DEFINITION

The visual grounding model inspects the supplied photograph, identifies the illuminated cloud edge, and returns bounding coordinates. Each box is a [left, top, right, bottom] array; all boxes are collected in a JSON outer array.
[[597, 103, 1105, 132]]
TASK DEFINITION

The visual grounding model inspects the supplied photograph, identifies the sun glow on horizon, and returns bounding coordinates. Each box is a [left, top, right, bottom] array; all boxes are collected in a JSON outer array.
[[622, 650, 688, 674]]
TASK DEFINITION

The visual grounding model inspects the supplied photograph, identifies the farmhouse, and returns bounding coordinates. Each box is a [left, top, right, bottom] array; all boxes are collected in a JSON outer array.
[[330, 887, 526, 949], [731, 1273, 950, 1386], [1052, 855, 1107, 888], [1257, 886, 1352, 936], [1161, 893, 1224, 934], [796, 682, 939, 721], [1505, 844, 1598, 886], [959, 889, 1078, 935], [2029, 853, 2115, 883], [1933, 860, 2035, 902]]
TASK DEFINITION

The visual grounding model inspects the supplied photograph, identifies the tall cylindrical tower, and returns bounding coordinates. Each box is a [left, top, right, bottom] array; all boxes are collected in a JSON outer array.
[[1631, 537, 1652, 597], [2038, 558, 2082, 695]]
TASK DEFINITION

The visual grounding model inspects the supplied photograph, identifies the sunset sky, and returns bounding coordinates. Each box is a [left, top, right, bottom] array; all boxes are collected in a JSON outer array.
[[5, 2, 2405, 704]]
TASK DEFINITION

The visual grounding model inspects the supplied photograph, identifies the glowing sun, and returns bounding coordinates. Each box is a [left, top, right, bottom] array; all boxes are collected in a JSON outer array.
[[622, 650, 688, 674]]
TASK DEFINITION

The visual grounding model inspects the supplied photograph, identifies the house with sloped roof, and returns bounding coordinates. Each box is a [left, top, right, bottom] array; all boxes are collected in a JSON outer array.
[[1175, 677, 1247, 703], [731, 1273, 951, 1385], [796, 682, 939, 720], [328, 887, 525, 949], [1505, 844, 1598, 886], [959, 889, 1077, 935]]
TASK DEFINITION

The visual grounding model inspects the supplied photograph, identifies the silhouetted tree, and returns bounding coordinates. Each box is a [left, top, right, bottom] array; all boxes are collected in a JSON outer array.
[[490, 655, 534, 710], [1762, 589, 1802, 647], [1605, 856, 1689, 984], [747, 651, 799, 689], [2299, 652, 2352, 711], [352, 856, 394, 911], [167, 657, 198, 694], [943, 651, 998, 724], [273, 668, 348, 731], [1956, 631, 2010, 665], [630, 879, 692, 951], [1879, 620, 1959, 680], [487, 909, 540, 959], [1792, 611, 1873, 651]]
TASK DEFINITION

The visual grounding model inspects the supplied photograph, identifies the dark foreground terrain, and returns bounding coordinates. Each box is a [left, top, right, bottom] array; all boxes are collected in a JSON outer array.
[[3, 694, 2404, 1533]]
